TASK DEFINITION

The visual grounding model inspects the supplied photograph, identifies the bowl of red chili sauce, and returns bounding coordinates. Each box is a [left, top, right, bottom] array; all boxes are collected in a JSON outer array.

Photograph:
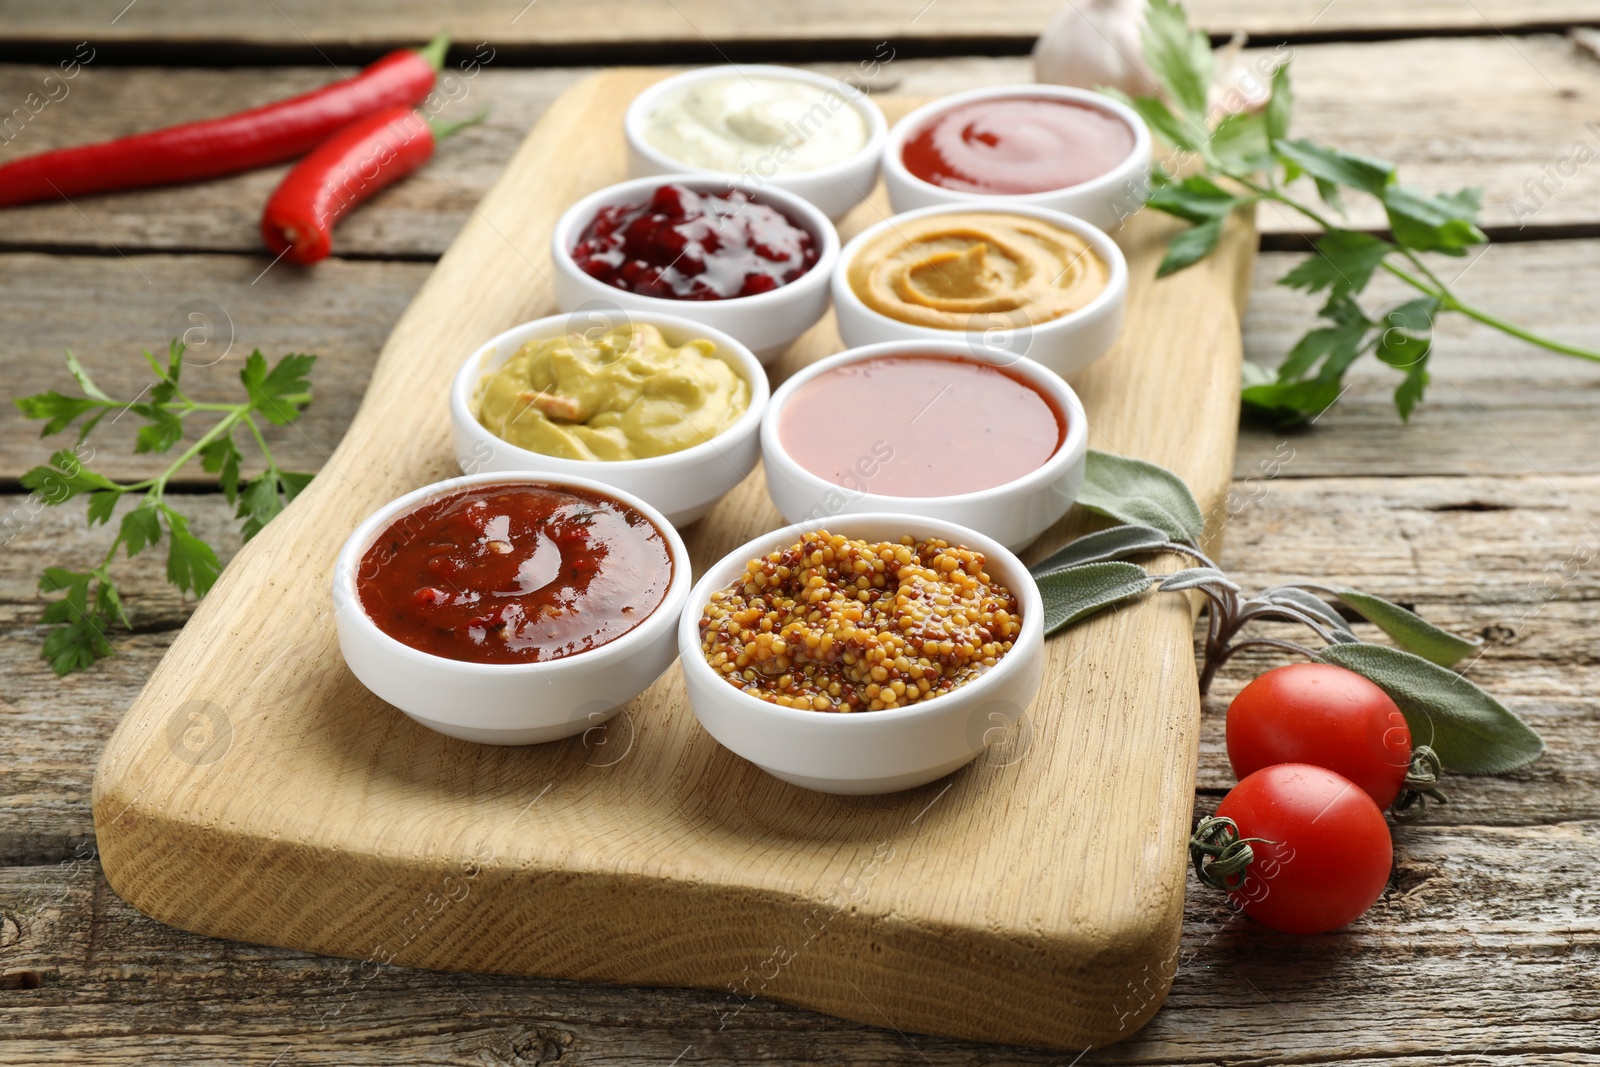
[[551, 175, 840, 363], [881, 85, 1151, 232], [332, 472, 690, 745], [760, 341, 1089, 551]]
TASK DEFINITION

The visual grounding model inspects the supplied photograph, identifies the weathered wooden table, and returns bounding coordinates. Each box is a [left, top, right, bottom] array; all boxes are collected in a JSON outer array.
[[3, 3, 1598, 1063]]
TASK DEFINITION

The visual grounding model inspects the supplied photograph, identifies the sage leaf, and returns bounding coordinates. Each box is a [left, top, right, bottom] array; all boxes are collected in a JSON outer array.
[[1327, 586, 1481, 666], [1263, 587, 1356, 639], [1160, 567, 1237, 593], [1036, 562, 1154, 635], [1031, 524, 1170, 577], [1318, 643, 1542, 774], [1079, 450, 1205, 544]]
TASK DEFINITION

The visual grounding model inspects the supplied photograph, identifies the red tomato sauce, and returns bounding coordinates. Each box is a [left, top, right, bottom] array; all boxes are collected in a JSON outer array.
[[356, 483, 673, 664], [901, 97, 1135, 195], [571, 182, 818, 300], [777, 355, 1064, 497]]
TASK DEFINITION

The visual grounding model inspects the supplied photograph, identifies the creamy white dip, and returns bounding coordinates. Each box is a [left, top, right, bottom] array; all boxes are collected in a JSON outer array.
[[643, 75, 869, 175]]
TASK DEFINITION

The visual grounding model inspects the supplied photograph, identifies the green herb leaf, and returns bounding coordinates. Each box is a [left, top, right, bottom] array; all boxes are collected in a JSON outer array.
[[1119, 93, 1205, 153], [1158, 216, 1226, 277], [14, 391, 103, 437], [1317, 643, 1541, 773], [41, 612, 112, 676], [1277, 230, 1392, 298], [85, 490, 119, 527], [1031, 524, 1173, 577], [64, 351, 112, 402], [1078, 450, 1206, 544], [1263, 587, 1356, 639], [1381, 185, 1487, 255], [134, 409, 185, 454], [1160, 567, 1237, 592], [242, 351, 316, 426], [161, 506, 221, 597], [1036, 562, 1155, 635], [201, 437, 243, 503], [1393, 360, 1431, 421], [1324, 586, 1482, 666], [237, 472, 286, 542], [1141, 0, 1212, 124], [120, 503, 162, 557], [1146, 175, 1242, 224], [1240, 375, 1347, 425], [279, 470, 314, 503], [1264, 62, 1293, 143], [1210, 110, 1272, 171], [1275, 139, 1395, 198], [20, 449, 118, 502]]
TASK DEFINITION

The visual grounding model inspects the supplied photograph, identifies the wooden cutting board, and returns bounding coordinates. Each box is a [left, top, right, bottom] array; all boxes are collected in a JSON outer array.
[[92, 69, 1256, 1051]]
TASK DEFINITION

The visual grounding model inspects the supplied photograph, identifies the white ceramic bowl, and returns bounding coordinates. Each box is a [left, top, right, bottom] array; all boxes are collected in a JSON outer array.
[[760, 341, 1088, 552], [624, 64, 888, 221], [882, 84, 1152, 233], [678, 513, 1045, 794], [550, 174, 840, 364], [831, 202, 1128, 379], [451, 311, 769, 528], [333, 471, 691, 746]]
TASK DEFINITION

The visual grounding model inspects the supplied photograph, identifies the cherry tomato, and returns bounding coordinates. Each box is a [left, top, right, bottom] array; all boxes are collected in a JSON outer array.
[[1209, 763, 1392, 934], [1227, 662, 1412, 809]]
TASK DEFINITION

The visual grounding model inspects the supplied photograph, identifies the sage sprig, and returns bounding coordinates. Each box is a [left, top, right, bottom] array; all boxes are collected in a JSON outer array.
[[1036, 450, 1542, 775], [1123, 0, 1600, 424]]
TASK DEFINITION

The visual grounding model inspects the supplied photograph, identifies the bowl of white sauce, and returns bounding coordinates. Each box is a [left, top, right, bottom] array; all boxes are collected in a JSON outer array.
[[625, 64, 888, 221]]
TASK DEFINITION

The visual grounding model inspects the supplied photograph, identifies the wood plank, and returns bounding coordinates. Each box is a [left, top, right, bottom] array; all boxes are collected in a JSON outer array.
[[0, 0, 1595, 51], [6, 37, 1600, 257], [84, 72, 1255, 1051], [0, 252, 429, 482], [3, 818, 1597, 1065]]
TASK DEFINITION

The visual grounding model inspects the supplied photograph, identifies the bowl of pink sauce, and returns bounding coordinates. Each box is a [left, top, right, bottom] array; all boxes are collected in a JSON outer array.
[[760, 340, 1088, 551]]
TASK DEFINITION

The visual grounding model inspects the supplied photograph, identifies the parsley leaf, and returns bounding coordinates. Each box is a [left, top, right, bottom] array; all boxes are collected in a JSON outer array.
[[13, 342, 317, 675]]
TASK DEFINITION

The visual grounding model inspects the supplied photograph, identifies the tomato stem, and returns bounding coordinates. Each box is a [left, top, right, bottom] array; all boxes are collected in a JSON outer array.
[[1189, 815, 1273, 892], [1392, 744, 1449, 822]]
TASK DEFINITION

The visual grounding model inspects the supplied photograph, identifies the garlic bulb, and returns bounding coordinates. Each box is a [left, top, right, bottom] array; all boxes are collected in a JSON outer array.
[[1033, 0, 1160, 99], [1209, 33, 1278, 116]]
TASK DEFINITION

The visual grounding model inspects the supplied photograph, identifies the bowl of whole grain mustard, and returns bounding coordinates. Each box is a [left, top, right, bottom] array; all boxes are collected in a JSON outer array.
[[677, 515, 1044, 794]]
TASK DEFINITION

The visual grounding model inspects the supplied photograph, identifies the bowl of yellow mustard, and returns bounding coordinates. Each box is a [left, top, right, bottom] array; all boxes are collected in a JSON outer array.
[[451, 312, 768, 527], [830, 202, 1128, 379]]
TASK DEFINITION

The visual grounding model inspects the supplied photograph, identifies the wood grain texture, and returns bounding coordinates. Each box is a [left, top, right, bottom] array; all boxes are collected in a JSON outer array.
[[4, 817, 1598, 1065], [0, 0, 1594, 49], [85, 71, 1256, 1051], [6, 36, 1600, 258]]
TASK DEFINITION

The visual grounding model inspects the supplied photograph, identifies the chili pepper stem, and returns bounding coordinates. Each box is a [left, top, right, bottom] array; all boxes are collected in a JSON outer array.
[[417, 33, 451, 73], [426, 108, 490, 141]]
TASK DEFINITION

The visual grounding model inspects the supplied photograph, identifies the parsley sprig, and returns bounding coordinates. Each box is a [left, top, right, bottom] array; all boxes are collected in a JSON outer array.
[[14, 343, 316, 675], [1125, 0, 1600, 424]]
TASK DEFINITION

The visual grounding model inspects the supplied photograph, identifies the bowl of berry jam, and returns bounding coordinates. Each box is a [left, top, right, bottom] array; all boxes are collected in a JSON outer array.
[[552, 175, 839, 363], [332, 472, 691, 745]]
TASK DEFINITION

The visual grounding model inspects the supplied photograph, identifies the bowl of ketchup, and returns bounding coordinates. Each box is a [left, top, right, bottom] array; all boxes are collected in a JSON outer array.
[[882, 85, 1151, 232], [332, 472, 691, 745]]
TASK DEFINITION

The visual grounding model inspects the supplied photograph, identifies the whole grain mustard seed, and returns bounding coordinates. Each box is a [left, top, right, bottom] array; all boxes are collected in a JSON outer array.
[[698, 530, 1021, 712]]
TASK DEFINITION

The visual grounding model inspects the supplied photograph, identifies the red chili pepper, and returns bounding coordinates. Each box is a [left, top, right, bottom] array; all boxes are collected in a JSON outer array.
[[0, 35, 449, 208], [260, 106, 485, 264]]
